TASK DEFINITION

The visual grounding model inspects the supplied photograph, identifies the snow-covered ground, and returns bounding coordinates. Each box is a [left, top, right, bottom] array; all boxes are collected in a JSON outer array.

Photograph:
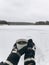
[[0, 25, 49, 65], [0, 0, 49, 64]]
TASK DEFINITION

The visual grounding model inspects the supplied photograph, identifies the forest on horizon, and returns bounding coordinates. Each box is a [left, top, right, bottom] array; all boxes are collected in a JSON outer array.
[[0, 20, 49, 25]]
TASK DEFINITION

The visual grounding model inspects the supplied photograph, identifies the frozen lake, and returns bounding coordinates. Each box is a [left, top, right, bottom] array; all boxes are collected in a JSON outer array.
[[0, 25, 49, 65]]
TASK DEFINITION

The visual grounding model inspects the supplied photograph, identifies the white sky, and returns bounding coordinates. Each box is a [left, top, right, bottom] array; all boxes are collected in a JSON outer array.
[[0, 0, 49, 22]]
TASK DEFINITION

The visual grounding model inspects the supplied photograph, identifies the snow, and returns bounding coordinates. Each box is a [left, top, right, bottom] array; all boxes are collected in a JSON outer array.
[[0, 25, 49, 65], [0, 0, 49, 64]]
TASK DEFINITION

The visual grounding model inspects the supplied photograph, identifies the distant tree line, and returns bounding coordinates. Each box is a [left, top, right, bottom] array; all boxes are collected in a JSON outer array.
[[0, 20, 49, 25], [35, 21, 49, 25], [0, 20, 8, 24]]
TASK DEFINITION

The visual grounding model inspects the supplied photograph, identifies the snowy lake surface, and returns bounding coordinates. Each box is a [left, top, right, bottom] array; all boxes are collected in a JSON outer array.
[[0, 25, 49, 65]]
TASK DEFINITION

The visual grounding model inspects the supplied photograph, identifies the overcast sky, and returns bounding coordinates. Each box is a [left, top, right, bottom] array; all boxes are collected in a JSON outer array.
[[0, 0, 49, 22]]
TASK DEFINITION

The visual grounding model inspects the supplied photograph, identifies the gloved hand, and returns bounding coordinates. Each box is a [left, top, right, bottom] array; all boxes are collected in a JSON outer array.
[[24, 39, 36, 65], [2, 39, 28, 65]]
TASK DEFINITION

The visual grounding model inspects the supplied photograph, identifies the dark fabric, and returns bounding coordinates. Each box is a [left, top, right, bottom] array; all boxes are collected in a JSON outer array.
[[24, 49, 35, 59], [0, 62, 8, 65], [0, 39, 36, 65], [24, 39, 36, 65], [27, 39, 35, 48], [7, 53, 20, 65], [5, 39, 27, 65], [24, 60, 36, 65], [12, 43, 17, 51], [18, 46, 27, 55]]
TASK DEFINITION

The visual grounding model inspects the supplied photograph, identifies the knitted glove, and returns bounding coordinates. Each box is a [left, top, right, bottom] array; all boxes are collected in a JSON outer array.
[[1, 39, 27, 65], [24, 39, 36, 65]]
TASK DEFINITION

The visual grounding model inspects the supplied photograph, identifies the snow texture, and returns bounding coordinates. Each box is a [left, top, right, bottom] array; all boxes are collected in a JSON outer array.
[[0, 25, 49, 65]]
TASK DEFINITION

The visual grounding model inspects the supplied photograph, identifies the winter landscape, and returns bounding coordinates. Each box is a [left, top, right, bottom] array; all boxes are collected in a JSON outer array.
[[0, 0, 49, 65], [0, 25, 49, 65]]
